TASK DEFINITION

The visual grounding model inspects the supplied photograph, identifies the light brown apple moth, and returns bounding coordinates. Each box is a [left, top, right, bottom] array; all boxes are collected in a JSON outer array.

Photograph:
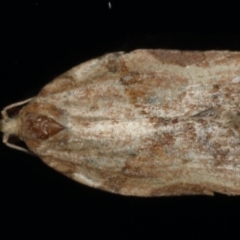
[[2, 49, 240, 196]]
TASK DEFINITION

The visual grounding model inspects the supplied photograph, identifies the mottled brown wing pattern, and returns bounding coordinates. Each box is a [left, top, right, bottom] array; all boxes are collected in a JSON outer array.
[[2, 49, 240, 196]]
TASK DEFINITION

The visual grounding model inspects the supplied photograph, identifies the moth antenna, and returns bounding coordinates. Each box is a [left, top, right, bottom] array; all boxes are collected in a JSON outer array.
[[1, 97, 33, 119], [0, 119, 2, 134], [3, 133, 31, 154]]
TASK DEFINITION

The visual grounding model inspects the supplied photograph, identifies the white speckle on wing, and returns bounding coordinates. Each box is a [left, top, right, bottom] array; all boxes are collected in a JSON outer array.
[[232, 76, 240, 83]]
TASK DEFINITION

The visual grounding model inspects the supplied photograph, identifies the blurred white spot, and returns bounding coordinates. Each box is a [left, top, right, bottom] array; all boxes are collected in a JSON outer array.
[[108, 2, 112, 9], [232, 76, 240, 83]]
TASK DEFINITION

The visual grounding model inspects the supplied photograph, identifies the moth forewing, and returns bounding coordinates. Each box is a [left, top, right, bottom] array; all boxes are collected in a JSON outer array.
[[2, 49, 240, 196]]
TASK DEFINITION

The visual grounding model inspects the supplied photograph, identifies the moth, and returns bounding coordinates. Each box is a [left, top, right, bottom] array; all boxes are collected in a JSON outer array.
[[2, 49, 240, 196]]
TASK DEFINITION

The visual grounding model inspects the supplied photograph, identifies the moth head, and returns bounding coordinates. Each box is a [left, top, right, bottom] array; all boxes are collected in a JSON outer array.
[[1, 98, 33, 153], [0, 116, 20, 136]]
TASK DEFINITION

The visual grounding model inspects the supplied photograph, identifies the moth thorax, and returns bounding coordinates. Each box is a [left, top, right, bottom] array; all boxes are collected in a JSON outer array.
[[21, 113, 64, 141]]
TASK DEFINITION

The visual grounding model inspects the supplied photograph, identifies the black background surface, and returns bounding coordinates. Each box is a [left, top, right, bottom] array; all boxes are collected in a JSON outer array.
[[1, 0, 240, 238]]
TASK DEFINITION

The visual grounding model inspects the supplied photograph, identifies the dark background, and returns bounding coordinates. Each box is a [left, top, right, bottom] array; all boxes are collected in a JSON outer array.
[[1, 1, 240, 238]]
